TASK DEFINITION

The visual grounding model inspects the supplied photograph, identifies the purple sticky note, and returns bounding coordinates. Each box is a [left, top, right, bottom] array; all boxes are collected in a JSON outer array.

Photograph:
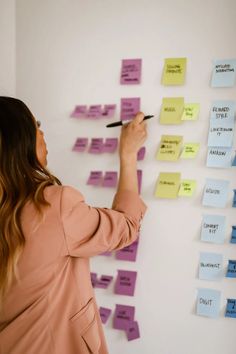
[[102, 171, 118, 188], [120, 98, 141, 121], [86, 171, 103, 186], [120, 59, 142, 85], [88, 138, 104, 154], [137, 170, 142, 194], [99, 307, 112, 324], [90, 272, 97, 287], [113, 304, 135, 330], [126, 321, 140, 341], [86, 105, 102, 118], [137, 146, 146, 160], [115, 238, 139, 262], [103, 138, 118, 153], [114, 270, 137, 296], [95, 275, 113, 289], [72, 138, 88, 152], [70, 105, 87, 118], [102, 104, 116, 118]]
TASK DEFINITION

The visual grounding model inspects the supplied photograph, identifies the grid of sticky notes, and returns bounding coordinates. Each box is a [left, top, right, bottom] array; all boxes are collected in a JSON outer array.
[[86, 59, 144, 342], [92, 270, 140, 341], [197, 78, 236, 320], [69, 57, 236, 327], [207, 101, 236, 168]]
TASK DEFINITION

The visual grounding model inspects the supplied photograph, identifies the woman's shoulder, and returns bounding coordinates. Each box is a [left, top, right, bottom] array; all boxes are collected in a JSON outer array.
[[44, 184, 84, 204]]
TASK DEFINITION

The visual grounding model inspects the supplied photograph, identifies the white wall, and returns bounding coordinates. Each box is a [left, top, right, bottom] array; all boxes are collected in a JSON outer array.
[[0, 0, 16, 95], [16, 1, 236, 354]]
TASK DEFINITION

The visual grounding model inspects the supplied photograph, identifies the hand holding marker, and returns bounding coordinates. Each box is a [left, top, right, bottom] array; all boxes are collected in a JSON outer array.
[[106, 115, 154, 128]]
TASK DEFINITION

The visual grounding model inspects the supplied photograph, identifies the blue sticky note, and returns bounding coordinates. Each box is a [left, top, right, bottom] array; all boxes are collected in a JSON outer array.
[[210, 100, 236, 123], [211, 59, 236, 87], [232, 153, 236, 166], [230, 226, 236, 244], [226, 260, 236, 278], [225, 299, 236, 318], [232, 190, 236, 208], [202, 178, 229, 208], [199, 252, 223, 280], [208, 119, 234, 148], [201, 214, 226, 244], [197, 288, 221, 318], [207, 147, 232, 168]]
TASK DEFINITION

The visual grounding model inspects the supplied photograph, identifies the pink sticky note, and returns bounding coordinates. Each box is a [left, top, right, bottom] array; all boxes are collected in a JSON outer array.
[[137, 146, 146, 160], [86, 171, 103, 186], [90, 272, 97, 287], [102, 171, 118, 188], [113, 304, 135, 330], [114, 270, 137, 296], [72, 138, 88, 152], [126, 321, 140, 341], [115, 238, 139, 262], [95, 275, 113, 289], [137, 170, 142, 194], [99, 307, 112, 324], [86, 105, 102, 118], [102, 104, 116, 118], [120, 98, 141, 121], [103, 138, 118, 153], [88, 138, 104, 154], [120, 59, 142, 85], [70, 105, 87, 118]]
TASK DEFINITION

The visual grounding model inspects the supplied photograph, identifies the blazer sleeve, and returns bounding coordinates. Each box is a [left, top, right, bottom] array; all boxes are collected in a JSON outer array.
[[60, 185, 147, 257]]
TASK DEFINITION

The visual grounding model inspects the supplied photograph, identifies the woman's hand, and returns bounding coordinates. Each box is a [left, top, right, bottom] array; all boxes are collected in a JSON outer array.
[[119, 112, 147, 161]]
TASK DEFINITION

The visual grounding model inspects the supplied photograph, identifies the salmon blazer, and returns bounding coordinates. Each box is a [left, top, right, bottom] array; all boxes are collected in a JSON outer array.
[[0, 186, 146, 354]]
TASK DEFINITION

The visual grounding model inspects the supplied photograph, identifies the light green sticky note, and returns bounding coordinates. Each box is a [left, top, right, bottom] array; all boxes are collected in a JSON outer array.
[[155, 172, 181, 199], [160, 97, 184, 125], [162, 58, 187, 85], [156, 135, 183, 161], [182, 103, 200, 121], [178, 180, 196, 197], [180, 143, 200, 159]]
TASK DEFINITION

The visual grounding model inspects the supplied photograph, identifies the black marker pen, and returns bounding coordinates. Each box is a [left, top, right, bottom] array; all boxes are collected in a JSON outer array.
[[106, 115, 154, 128]]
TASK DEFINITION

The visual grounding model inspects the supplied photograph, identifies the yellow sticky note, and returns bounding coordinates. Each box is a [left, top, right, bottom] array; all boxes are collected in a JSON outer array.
[[156, 135, 183, 161], [160, 97, 184, 125], [162, 58, 187, 85], [182, 103, 200, 121], [155, 172, 181, 199], [178, 180, 196, 197], [180, 143, 200, 159]]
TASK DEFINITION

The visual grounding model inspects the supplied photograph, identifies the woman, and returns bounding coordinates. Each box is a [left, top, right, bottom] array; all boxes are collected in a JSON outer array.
[[0, 97, 147, 354]]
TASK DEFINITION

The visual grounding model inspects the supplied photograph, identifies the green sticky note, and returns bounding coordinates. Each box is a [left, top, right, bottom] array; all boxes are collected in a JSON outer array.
[[182, 103, 200, 121], [162, 58, 187, 85], [180, 143, 200, 159], [178, 180, 197, 197], [160, 97, 184, 125], [155, 172, 181, 199], [156, 135, 183, 161]]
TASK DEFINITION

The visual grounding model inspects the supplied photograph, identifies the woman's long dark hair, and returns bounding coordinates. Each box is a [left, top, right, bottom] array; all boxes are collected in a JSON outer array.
[[0, 97, 61, 304]]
